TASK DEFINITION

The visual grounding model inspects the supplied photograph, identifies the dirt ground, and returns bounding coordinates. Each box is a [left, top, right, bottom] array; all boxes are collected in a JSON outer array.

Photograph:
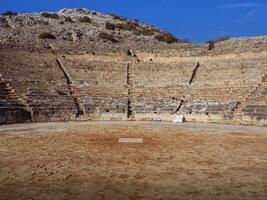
[[0, 122, 266, 200]]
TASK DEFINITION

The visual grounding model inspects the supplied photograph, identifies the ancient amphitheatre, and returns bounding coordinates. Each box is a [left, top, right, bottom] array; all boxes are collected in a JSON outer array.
[[0, 8, 266, 200]]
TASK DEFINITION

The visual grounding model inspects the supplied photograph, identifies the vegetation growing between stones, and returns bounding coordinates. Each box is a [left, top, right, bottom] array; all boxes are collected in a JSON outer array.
[[105, 22, 115, 30], [98, 32, 118, 43], [79, 16, 92, 23], [1, 11, 17, 16], [41, 13, 59, 19], [109, 13, 127, 21], [115, 22, 137, 31], [206, 36, 230, 50], [64, 16, 74, 23], [38, 32, 56, 39], [136, 28, 155, 36], [155, 32, 178, 43]]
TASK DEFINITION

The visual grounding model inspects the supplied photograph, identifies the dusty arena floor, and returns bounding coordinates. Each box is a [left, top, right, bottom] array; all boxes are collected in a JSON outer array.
[[0, 122, 266, 200]]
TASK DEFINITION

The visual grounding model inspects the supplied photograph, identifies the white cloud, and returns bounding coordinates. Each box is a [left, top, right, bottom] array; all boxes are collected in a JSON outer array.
[[234, 9, 258, 24]]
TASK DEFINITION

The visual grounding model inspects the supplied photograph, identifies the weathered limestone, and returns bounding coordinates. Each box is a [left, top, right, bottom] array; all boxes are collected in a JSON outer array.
[[0, 75, 30, 124], [79, 95, 128, 120], [179, 101, 238, 123], [242, 105, 267, 124], [24, 89, 77, 122]]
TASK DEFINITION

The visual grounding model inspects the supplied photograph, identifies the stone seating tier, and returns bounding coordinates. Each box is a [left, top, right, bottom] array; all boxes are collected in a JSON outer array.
[[61, 58, 127, 88], [79, 95, 128, 118], [24, 90, 78, 122], [0, 76, 31, 124], [135, 96, 180, 114], [242, 105, 267, 123]]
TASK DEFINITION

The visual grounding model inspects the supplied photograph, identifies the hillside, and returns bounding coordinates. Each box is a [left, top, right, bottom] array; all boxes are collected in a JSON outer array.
[[0, 8, 180, 51]]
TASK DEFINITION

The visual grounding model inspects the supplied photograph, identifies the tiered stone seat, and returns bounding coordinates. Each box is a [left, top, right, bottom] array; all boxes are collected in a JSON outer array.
[[187, 85, 258, 102], [241, 105, 267, 125], [24, 89, 77, 122], [176, 100, 239, 123], [75, 87, 128, 97], [240, 79, 267, 124], [135, 96, 180, 114], [135, 86, 186, 97], [61, 58, 127, 88], [74, 86, 128, 119], [193, 58, 267, 86], [79, 95, 128, 119], [134, 61, 197, 87], [0, 76, 30, 124], [0, 50, 69, 96]]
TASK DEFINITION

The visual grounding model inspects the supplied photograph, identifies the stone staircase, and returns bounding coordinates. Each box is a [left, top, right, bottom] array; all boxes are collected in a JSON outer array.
[[0, 75, 30, 124], [189, 62, 200, 85], [127, 63, 136, 119], [56, 59, 84, 117]]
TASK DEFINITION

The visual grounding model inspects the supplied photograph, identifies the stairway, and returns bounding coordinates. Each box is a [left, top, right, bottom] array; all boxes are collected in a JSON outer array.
[[189, 62, 200, 85], [127, 63, 136, 119], [56, 59, 84, 117], [0, 75, 30, 124]]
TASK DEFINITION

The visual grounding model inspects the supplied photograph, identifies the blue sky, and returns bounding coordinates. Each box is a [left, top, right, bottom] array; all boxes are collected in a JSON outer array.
[[0, 0, 266, 42]]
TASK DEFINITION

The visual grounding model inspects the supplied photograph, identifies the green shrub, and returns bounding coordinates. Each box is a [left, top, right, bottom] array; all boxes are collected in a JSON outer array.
[[41, 12, 59, 19], [98, 32, 118, 43], [38, 32, 56, 39], [155, 32, 178, 43], [206, 36, 230, 50], [110, 13, 127, 21], [2, 11, 17, 16], [105, 22, 115, 30], [115, 22, 136, 31], [79, 16, 91, 23], [64, 16, 74, 23], [138, 28, 155, 36], [127, 21, 140, 27]]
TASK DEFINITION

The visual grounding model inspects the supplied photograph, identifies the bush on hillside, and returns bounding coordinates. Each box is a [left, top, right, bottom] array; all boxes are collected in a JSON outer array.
[[155, 32, 178, 43], [115, 22, 137, 31], [41, 12, 59, 19], [206, 36, 230, 50], [98, 32, 118, 43], [79, 16, 92, 23], [179, 38, 192, 43], [2, 11, 17, 16], [105, 22, 115, 30], [138, 28, 155, 36], [110, 13, 127, 21], [38, 32, 56, 39], [64, 16, 74, 23]]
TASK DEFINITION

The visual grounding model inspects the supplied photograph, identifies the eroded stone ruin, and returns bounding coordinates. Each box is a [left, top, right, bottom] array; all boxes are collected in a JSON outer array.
[[0, 9, 266, 125]]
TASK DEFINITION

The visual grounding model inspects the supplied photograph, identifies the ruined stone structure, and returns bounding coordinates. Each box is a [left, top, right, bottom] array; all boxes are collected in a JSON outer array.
[[0, 9, 266, 125]]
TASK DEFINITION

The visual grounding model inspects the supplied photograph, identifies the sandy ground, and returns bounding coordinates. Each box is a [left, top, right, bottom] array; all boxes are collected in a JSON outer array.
[[0, 121, 266, 200]]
